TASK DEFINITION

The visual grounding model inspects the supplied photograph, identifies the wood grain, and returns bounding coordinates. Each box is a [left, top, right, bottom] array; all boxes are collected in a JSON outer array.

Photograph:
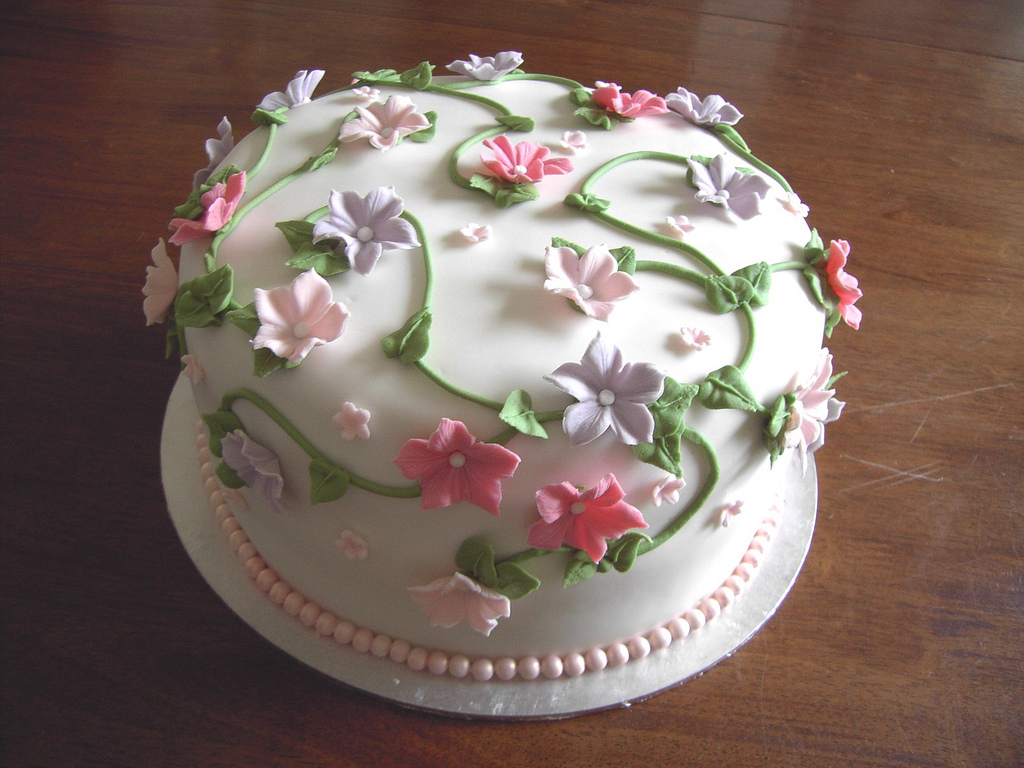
[[2, 1, 1022, 766]]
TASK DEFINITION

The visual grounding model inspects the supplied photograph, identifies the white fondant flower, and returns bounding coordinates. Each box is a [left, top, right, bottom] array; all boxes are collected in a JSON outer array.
[[679, 326, 712, 351], [192, 116, 234, 190], [666, 87, 743, 126], [408, 572, 510, 636], [336, 530, 369, 560], [560, 130, 589, 154], [253, 269, 350, 364], [781, 191, 810, 217], [257, 69, 325, 111], [785, 349, 846, 472], [311, 186, 420, 276], [352, 85, 380, 102], [653, 475, 686, 507], [544, 245, 640, 321], [339, 95, 431, 151], [687, 154, 771, 220], [665, 215, 696, 238], [142, 238, 177, 325], [459, 223, 492, 243], [718, 500, 745, 527], [221, 430, 286, 514], [181, 354, 205, 384], [446, 51, 523, 81], [333, 402, 371, 440]]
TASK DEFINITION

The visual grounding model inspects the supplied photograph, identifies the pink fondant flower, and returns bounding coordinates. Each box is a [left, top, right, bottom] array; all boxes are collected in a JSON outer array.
[[665, 214, 696, 238], [181, 354, 205, 384], [336, 530, 369, 560], [545, 334, 666, 446], [253, 269, 349, 364], [333, 401, 371, 440], [446, 51, 523, 81], [781, 191, 810, 217], [221, 430, 286, 514], [718, 500, 745, 527], [168, 171, 246, 245], [785, 348, 846, 472], [822, 239, 863, 330], [480, 135, 573, 184], [687, 155, 770, 220], [591, 81, 669, 119], [257, 69, 324, 111], [560, 130, 589, 154], [352, 85, 380, 102], [679, 326, 712, 351], [393, 419, 521, 516], [459, 223, 492, 243], [665, 87, 743, 126], [408, 572, 510, 636], [528, 474, 649, 563], [652, 475, 686, 506], [192, 116, 234, 189], [142, 238, 177, 325], [339, 95, 431, 151], [543, 244, 640, 321]]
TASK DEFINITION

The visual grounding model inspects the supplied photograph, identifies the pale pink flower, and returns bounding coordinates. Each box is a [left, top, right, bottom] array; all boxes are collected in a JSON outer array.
[[679, 326, 712, 351], [408, 572, 510, 636], [544, 244, 640, 321], [257, 69, 324, 110], [822, 239, 862, 330], [339, 95, 431, 151], [221, 430, 286, 514], [332, 401, 371, 440], [168, 171, 246, 245], [336, 530, 369, 560], [785, 348, 846, 472], [253, 269, 349, 364], [181, 354, 205, 384], [393, 418, 521, 516], [480, 135, 573, 184], [591, 81, 669, 119], [459, 223, 492, 243], [652, 475, 686, 506], [559, 130, 589, 154], [528, 474, 648, 563], [718, 500, 745, 527], [781, 192, 809, 217], [352, 85, 380, 102], [142, 238, 177, 325], [665, 215, 696, 238]]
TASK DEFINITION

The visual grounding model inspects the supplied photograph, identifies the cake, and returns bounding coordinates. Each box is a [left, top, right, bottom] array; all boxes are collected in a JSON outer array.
[[145, 54, 860, 695]]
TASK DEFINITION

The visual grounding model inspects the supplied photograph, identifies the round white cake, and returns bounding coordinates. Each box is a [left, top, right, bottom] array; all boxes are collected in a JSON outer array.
[[145, 54, 860, 687]]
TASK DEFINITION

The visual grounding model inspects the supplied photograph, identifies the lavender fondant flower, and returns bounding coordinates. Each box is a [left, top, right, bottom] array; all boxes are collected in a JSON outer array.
[[311, 186, 420, 276], [446, 51, 523, 81], [687, 154, 771, 220], [221, 430, 286, 514], [666, 87, 743, 126], [257, 69, 325, 111], [253, 269, 349, 363], [338, 95, 431, 151], [545, 334, 666, 446], [192, 116, 234, 190]]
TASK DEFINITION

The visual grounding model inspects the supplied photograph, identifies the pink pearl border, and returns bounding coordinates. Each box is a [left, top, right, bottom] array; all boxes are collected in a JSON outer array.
[[195, 422, 780, 682]]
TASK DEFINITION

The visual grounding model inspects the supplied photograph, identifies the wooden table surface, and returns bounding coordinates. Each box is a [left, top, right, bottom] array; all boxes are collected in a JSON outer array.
[[3, 1, 1022, 766]]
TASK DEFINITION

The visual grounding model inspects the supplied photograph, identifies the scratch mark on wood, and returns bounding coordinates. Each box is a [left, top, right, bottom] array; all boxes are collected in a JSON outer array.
[[838, 457, 945, 492], [846, 383, 1016, 414]]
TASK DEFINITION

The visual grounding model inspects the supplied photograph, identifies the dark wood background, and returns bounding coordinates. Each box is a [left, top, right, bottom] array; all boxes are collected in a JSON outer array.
[[3, 1, 1022, 765]]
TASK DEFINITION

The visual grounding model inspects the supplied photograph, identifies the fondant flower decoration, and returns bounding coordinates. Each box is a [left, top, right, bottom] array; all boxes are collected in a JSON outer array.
[[665, 214, 696, 238], [142, 238, 177, 325], [352, 85, 380, 102], [591, 81, 669, 119], [336, 530, 369, 560], [560, 130, 589, 154], [312, 186, 420, 276], [168, 171, 246, 245], [339, 95, 431, 151], [221, 430, 286, 514], [257, 69, 325, 111], [665, 87, 743, 126], [408, 572, 511, 636], [785, 348, 846, 472], [333, 401, 371, 440], [181, 354, 205, 384], [543, 244, 640, 321], [527, 474, 649, 563], [459, 223, 492, 243], [445, 51, 523, 81], [718, 500, 745, 527], [192, 116, 234, 190], [394, 418, 521, 516], [679, 326, 712, 351], [822, 239, 863, 329], [781, 191, 810, 217], [545, 333, 666, 446], [252, 269, 350, 364], [480, 135, 573, 184], [653, 475, 686, 507], [686, 155, 770, 220]]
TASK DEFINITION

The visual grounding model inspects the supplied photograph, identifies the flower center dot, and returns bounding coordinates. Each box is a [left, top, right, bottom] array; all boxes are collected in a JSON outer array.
[[576, 284, 593, 299], [293, 322, 310, 339], [513, 164, 529, 176], [356, 226, 375, 242], [718, 189, 730, 200], [598, 389, 616, 406], [448, 452, 467, 468], [570, 501, 587, 515]]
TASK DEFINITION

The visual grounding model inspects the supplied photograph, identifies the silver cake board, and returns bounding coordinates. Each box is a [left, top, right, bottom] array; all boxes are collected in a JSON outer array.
[[162, 375, 817, 719]]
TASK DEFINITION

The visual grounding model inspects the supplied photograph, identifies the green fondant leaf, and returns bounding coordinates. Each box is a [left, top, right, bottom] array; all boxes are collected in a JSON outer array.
[[496, 114, 536, 132], [164, 314, 180, 359], [494, 183, 539, 208], [253, 347, 297, 378], [406, 111, 437, 143], [300, 144, 338, 172], [763, 393, 795, 439], [215, 460, 246, 489], [309, 458, 350, 504], [609, 245, 637, 276], [493, 562, 541, 600], [286, 242, 350, 276], [704, 274, 755, 313], [803, 265, 826, 306], [632, 434, 684, 477], [564, 192, 611, 213], [573, 106, 615, 130], [455, 537, 499, 586], [711, 123, 750, 152], [468, 173, 501, 197], [824, 306, 842, 338], [732, 262, 772, 307], [175, 265, 234, 328], [550, 236, 586, 256], [499, 390, 548, 439], [603, 531, 653, 573], [351, 69, 399, 84], [275, 219, 316, 251], [380, 309, 432, 363], [225, 302, 260, 337], [399, 61, 434, 90], [251, 107, 289, 126], [699, 365, 763, 413], [563, 551, 599, 587], [649, 376, 699, 439], [568, 87, 593, 107], [805, 228, 826, 265], [202, 410, 244, 457]]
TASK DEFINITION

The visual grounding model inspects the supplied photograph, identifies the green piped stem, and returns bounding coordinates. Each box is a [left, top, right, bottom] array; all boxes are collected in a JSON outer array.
[[634, 259, 707, 287], [736, 304, 757, 372], [413, 361, 505, 412], [771, 260, 808, 272], [401, 209, 434, 308], [712, 133, 792, 192], [247, 122, 279, 180], [447, 125, 506, 191]]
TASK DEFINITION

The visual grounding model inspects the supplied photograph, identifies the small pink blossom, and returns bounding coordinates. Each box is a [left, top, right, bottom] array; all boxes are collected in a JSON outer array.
[[168, 171, 246, 245], [528, 474, 648, 563], [336, 530, 369, 560], [142, 238, 177, 325], [653, 475, 686, 506], [333, 402, 371, 440], [459, 223, 492, 243], [544, 244, 640, 321], [785, 348, 846, 472], [781, 192, 810, 217], [665, 215, 696, 238], [718, 500, 745, 527], [591, 81, 669, 119], [181, 354, 205, 384], [253, 269, 349, 364], [408, 572, 510, 636], [822, 239, 862, 329], [480, 135, 573, 184], [339, 95, 431, 151], [560, 130, 589, 154], [679, 326, 712, 351], [352, 85, 380, 102], [393, 418, 521, 516]]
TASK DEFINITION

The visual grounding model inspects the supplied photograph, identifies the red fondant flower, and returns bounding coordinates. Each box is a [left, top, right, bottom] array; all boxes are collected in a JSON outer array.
[[480, 135, 573, 184], [394, 419, 521, 516], [823, 239, 862, 329], [168, 171, 246, 245], [527, 474, 648, 563], [591, 82, 669, 119]]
